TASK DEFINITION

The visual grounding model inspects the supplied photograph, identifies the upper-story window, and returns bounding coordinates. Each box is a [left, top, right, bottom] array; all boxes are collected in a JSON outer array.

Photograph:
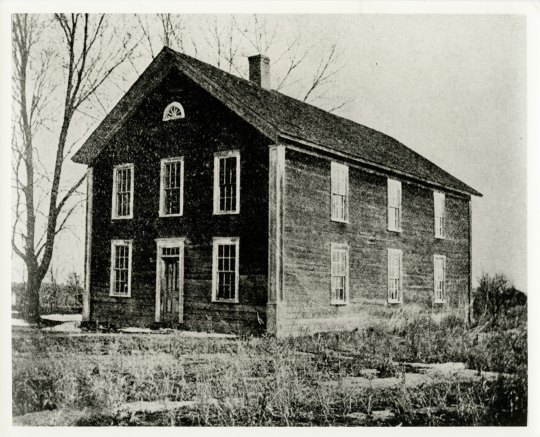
[[388, 248, 403, 303], [434, 191, 445, 238], [214, 150, 240, 214], [387, 178, 402, 232], [434, 254, 446, 303], [331, 243, 349, 305], [160, 157, 184, 217], [163, 102, 185, 121], [331, 162, 349, 222], [112, 164, 134, 219]]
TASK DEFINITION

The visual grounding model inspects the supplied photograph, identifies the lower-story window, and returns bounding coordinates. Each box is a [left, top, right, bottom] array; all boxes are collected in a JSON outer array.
[[388, 248, 403, 303], [331, 243, 349, 304], [434, 254, 446, 303], [212, 237, 239, 302], [110, 240, 132, 297]]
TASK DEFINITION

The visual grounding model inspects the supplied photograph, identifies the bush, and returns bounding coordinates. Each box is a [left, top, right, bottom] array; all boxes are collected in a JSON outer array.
[[12, 271, 83, 316], [473, 274, 526, 328]]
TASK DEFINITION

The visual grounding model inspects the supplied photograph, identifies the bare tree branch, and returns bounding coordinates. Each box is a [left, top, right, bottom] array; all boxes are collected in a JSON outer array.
[[56, 173, 86, 215], [303, 44, 341, 103], [137, 14, 155, 59]]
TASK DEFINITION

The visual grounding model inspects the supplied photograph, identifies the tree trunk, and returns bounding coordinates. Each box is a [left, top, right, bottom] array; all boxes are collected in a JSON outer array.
[[23, 269, 42, 324]]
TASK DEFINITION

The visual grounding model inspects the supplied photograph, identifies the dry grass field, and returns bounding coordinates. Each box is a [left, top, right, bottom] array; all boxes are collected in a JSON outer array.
[[12, 306, 527, 427]]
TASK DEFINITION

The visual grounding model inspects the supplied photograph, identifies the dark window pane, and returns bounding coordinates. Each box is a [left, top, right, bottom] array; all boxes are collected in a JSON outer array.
[[218, 156, 238, 212]]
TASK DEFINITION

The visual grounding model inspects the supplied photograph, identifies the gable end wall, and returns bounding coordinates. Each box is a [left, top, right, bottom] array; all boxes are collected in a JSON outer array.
[[88, 70, 271, 334]]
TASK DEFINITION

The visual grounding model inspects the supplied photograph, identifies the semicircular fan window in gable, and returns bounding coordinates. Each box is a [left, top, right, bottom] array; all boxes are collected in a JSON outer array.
[[163, 102, 185, 121]]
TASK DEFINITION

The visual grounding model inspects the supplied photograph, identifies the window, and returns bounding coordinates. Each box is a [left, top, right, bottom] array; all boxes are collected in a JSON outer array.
[[214, 151, 240, 214], [331, 162, 349, 222], [331, 244, 349, 304], [110, 240, 132, 297], [212, 237, 239, 302], [387, 179, 402, 232], [434, 255, 446, 303], [160, 157, 184, 217], [163, 102, 185, 121], [388, 249, 403, 303], [112, 164, 134, 219], [434, 191, 445, 238]]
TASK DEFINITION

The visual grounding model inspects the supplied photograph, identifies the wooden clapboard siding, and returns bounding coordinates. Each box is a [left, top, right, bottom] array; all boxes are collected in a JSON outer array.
[[86, 62, 474, 336], [280, 148, 470, 333], [89, 69, 270, 333]]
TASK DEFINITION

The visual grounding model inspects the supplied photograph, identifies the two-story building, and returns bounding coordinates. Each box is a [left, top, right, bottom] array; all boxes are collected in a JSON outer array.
[[72, 47, 481, 336]]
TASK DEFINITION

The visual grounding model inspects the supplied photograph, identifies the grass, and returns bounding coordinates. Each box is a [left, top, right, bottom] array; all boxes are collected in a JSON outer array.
[[12, 310, 527, 426]]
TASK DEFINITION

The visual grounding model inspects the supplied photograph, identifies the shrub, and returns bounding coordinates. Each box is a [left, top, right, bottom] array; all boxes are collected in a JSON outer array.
[[473, 274, 526, 328], [12, 271, 83, 316]]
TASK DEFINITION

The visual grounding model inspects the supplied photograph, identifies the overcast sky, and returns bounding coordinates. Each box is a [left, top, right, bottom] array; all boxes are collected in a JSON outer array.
[[320, 14, 528, 291], [9, 13, 528, 292]]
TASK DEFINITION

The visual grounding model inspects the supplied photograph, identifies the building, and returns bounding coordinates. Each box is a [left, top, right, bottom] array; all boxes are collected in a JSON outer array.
[[72, 47, 482, 336]]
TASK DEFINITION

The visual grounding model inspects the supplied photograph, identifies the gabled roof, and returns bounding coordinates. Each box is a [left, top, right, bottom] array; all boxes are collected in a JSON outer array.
[[72, 47, 481, 197]]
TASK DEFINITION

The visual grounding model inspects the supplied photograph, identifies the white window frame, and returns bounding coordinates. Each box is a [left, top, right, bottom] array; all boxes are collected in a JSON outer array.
[[163, 102, 185, 121], [212, 237, 240, 303], [434, 254, 446, 303], [213, 150, 240, 215], [387, 248, 403, 303], [159, 157, 184, 217], [112, 163, 134, 220], [110, 240, 133, 297], [434, 191, 445, 239], [331, 162, 349, 223], [387, 178, 402, 232], [330, 243, 349, 305]]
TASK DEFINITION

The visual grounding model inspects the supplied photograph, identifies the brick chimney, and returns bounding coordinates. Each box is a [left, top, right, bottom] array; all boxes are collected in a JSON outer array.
[[248, 54, 271, 89]]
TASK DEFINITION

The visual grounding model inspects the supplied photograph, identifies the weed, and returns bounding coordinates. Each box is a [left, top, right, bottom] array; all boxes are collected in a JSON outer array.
[[12, 308, 527, 426]]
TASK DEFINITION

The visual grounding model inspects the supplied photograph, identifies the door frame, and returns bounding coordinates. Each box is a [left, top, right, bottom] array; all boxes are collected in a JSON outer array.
[[155, 238, 185, 323]]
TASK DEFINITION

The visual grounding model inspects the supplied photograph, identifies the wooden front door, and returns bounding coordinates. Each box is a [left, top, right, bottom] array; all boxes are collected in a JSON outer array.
[[156, 242, 184, 325], [161, 257, 179, 323]]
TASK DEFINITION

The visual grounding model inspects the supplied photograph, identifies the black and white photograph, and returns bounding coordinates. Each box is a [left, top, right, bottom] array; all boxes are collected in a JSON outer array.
[[4, 2, 538, 429]]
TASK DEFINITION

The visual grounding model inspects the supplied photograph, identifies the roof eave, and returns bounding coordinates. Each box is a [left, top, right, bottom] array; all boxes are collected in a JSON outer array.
[[169, 52, 279, 141], [70, 46, 482, 199], [278, 133, 482, 198], [71, 48, 177, 166], [71, 47, 281, 166]]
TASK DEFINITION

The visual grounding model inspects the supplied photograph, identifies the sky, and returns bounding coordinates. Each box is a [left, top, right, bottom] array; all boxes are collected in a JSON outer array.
[[8, 12, 529, 292], [319, 14, 528, 291]]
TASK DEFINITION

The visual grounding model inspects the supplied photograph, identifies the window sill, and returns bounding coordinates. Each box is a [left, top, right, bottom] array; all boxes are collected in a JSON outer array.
[[435, 236, 446, 240], [212, 299, 239, 304], [112, 216, 133, 220], [213, 211, 240, 216], [387, 228, 402, 233], [331, 218, 349, 224], [330, 301, 348, 306], [159, 213, 183, 218], [434, 300, 446, 304], [387, 300, 402, 305], [109, 293, 131, 298]]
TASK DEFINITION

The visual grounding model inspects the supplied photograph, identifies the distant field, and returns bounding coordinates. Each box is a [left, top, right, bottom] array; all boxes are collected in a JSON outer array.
[[12, 310, 527, 426]]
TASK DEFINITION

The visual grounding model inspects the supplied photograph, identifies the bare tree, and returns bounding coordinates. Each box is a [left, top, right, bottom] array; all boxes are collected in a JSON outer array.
[[128, 14, 351, 113], [204, 17, 244, 76], [134, 13, 190, 61], [11, 14, 137, 323], [220, 15, 351, 111]]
